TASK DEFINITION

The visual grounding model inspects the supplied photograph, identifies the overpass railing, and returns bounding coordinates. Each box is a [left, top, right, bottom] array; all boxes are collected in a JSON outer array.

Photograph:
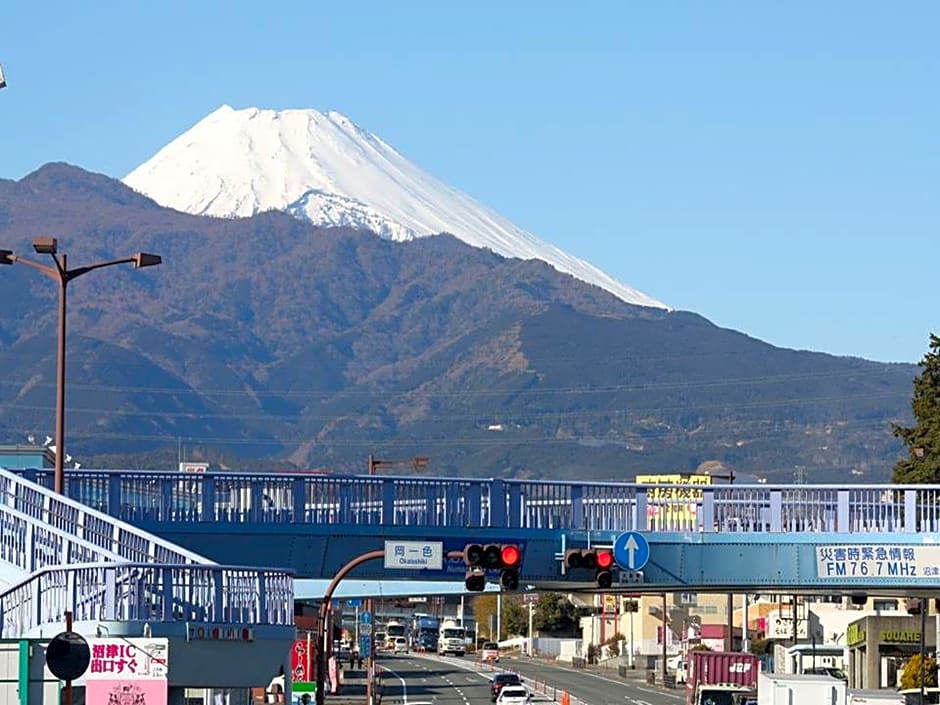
[[0, 468, 211, 579], [16, 468, 940, 534], [0, 562, 295, 638]]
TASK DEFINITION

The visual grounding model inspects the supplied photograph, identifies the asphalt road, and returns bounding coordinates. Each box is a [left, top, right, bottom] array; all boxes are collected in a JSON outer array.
[[379, 652, 684, 705], [377, 652, 494, 705]]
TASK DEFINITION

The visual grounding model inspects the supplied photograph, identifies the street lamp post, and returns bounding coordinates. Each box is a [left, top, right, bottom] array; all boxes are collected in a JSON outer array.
[[0, 238, 161, 494]]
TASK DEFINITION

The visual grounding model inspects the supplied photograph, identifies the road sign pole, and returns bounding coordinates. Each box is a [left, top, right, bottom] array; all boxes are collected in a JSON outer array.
[[315, 548, 467, 705], [64, 611, 73, 705], [629, 608, 635, 669], [366, 597, 374, 705]]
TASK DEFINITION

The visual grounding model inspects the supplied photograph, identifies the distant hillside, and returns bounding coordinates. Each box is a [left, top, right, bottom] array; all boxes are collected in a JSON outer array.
[[0, 164, 915, 482]]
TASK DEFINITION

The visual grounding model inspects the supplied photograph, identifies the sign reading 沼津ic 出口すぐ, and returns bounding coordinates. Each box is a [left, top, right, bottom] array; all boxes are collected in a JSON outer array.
[[816, 545, 940, 579], [84, 638, 168, 705]]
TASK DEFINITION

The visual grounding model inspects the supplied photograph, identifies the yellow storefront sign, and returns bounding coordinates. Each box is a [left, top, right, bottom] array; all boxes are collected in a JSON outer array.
[[880, 630, 920, 644], [636, 474, 712, 524], [847, 623, 866, 646]]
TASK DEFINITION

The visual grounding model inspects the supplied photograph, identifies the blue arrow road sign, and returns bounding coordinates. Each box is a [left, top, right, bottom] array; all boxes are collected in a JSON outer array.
[[360, 612, 372, 625], [614, 531, 650, 571]]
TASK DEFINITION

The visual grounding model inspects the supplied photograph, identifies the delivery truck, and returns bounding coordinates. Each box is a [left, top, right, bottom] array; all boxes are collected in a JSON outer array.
[[686, 651, 759, 705], [757, 673, 845, 705]]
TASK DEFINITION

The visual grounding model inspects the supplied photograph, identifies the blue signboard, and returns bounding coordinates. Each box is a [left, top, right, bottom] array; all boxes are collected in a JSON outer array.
[[360, 611, 372, 625], [359, 633, 371, 658], [614, 531, 650, 571], [347, 599, 362, 608]]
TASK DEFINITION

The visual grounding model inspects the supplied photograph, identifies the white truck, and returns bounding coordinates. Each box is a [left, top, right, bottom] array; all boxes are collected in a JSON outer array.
[[757, 673, 846, 705], [438, 619, 466, 657]]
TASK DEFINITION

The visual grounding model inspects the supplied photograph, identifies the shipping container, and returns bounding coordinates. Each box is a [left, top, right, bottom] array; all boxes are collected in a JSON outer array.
[[686, 651, 759, 705], [757, 673, 845, 705]]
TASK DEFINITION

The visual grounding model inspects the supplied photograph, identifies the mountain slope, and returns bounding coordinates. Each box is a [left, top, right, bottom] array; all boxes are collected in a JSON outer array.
[[123, 105, 667, 310], [0, 164, 915, 481]]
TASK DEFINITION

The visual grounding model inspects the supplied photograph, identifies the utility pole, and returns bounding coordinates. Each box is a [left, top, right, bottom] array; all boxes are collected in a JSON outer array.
[[497, 592, 502, 643], [528, 599, 534, 656], [629, 604, 636, 669], [742, 593, 749, 654], [661, 593, 668, 685]]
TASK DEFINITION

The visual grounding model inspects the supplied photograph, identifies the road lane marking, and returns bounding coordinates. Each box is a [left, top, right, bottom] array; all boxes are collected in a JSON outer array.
[[381, 666, 410, 705]]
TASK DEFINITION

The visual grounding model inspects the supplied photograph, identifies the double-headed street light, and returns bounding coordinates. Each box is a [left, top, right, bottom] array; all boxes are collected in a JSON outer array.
[[0, 238, 162, 494]]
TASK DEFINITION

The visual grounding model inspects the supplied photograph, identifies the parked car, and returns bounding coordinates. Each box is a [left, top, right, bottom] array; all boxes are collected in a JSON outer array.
[[491, 673, 523, 702], [394, 636, 409, 654], [496, 686, 529, 705], [481, 641, 500, 663]]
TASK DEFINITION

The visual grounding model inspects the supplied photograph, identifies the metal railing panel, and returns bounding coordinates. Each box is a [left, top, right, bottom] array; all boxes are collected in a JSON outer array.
[[0, 468, 211, 573], [0, 562, 295, 638], [15, 469, 940, 535]]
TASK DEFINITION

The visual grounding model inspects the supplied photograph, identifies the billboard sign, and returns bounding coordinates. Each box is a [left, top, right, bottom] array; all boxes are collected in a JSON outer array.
[[635, 473, 711, 526], [84, 638, 168, 705]]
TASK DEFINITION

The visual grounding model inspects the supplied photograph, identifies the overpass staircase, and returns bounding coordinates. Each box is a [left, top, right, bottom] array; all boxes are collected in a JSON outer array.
[[0, 466, 294, 638]]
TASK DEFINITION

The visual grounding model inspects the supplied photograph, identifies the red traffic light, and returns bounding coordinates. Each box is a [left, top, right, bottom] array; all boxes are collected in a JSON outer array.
[[566, 548, 613, 570], [501, 545, 521, 568], [465, 543, 522, 570]]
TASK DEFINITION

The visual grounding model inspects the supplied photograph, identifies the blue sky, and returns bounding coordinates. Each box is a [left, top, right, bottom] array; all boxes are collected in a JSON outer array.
[[1, 2, 937, 363]]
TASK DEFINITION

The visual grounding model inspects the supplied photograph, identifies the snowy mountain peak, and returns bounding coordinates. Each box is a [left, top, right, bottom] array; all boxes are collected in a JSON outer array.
[[123, 105, 668, 310]]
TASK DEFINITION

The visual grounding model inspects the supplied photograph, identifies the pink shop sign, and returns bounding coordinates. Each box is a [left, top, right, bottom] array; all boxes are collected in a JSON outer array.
[[86, 678, 167, 705]]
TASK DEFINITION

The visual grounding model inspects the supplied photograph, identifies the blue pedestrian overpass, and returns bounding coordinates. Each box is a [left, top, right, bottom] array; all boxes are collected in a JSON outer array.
[[13, 468, 940, 596]]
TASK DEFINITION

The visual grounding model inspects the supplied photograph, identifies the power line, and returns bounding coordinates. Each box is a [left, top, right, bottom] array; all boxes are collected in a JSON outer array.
[[0, 365, 909, 401]]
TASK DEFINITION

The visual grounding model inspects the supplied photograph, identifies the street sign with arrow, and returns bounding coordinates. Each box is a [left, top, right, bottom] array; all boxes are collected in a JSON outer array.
[[614, 531, 650, 571]]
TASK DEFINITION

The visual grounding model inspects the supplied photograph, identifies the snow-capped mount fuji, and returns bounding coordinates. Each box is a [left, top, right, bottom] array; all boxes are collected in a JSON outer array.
[[124, 105, 667, 309]]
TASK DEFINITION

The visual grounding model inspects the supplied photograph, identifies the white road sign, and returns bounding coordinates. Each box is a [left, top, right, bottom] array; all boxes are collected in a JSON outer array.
[[384, 541, 444, 570], [816, 544, 940, 580]]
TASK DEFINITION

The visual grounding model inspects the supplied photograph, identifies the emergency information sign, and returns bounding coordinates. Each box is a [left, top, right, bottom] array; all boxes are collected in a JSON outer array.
[[816, 544, 940, 579]]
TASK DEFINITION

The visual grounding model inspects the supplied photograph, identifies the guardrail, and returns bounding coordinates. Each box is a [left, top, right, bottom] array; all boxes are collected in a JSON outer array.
[[0, 467, 211, 577], [0, 562, 295, 638], [14, 468, 940, 534]]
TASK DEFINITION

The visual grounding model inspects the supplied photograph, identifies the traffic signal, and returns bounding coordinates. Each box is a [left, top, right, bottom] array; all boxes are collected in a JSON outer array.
[[565, 548, 614, 588], [464, 568, 486, 592], [463, 544, 523, 591]]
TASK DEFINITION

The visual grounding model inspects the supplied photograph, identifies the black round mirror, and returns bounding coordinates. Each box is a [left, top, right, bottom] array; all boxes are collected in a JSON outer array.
[[46, 631, 91, 681]]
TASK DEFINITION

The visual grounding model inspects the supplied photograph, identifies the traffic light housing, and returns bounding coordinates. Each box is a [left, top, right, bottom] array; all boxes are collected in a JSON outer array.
[[565, 548, 614, 588], [463, 543, 523, 591]]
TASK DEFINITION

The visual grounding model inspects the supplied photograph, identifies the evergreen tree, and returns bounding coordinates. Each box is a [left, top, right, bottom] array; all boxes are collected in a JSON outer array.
[[532, 593, 579, 633], [893, 334, 940, 483], [473, 594, 528, 639]]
